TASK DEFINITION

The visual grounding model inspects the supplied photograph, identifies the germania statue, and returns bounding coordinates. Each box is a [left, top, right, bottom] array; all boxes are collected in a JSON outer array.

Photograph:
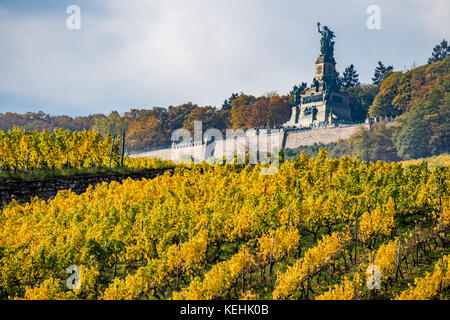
[[317, 22, 335, 59]]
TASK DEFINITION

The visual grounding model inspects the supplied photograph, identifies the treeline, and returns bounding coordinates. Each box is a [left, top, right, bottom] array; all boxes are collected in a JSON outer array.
[[0, 111, 104, 132], [92, 95, 291, 153], [0, 87, 376, 154], [0, 95, 292, 154], [356, 55, 449, 161], [338, 42, 449, 162]]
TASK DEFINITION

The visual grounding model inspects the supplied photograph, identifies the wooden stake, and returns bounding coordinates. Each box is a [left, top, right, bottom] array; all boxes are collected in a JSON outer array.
[[439, 177, 443, 229], [25, 150, 29, 171], [415, 223, 418, 265], [395, 240, 402, 280], [269, 234, 275, 276], [114, 255, 117, 278], [176, 264, 179, 290], [354, 215, 358, 264], [28, 257, 34, 287], [109, 137, 115, 169], [121, 132, 126, 167]]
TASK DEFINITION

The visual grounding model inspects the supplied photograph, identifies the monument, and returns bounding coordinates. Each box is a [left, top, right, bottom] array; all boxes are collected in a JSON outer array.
[[284, 23, 351, 127]]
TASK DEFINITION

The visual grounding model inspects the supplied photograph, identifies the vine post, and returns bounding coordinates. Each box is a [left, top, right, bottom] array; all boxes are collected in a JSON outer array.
[[121, 132, 126, 167]]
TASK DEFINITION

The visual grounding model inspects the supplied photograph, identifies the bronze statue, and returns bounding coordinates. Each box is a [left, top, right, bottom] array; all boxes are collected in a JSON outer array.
[[313, 78, 320, 92], [293, 83, 306, 106], [317, 22, 335, 58], [294, 88, 301, 106]]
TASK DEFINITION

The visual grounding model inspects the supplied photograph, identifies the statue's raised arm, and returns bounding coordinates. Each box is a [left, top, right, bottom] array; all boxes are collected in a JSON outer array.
[[317, 22, 321, 33]]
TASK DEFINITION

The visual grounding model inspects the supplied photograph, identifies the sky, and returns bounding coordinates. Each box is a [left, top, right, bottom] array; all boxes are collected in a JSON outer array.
[[0, 0, 449, 116]]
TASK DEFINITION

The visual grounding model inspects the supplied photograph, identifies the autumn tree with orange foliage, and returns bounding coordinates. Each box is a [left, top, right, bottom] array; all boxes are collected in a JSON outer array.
[[230, 94, 290, 130]]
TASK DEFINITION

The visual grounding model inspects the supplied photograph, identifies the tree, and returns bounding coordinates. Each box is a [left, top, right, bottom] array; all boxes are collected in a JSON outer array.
[[230, 94, 256, 129], [394, 92, 450, 159], [428, 91, 450, 156], [346, 123, 398, 162], [342, 84, 379, 122], [183, 106, 230, 134], [395, 105, 433, 160], [370, 56, 449, 118], [428, 39, 450, 64], [92, 111, 128, 138], [288, 83, 307, 107], [126, 117, 168, 152], [372, 61, 394, 86], [340, 65, 361, 88], [166, 103, 198, 134], [267, 95, 291, 126], [0, 112, 105, 132], [251, 97, 272, 128], [230, 94, 290, 130], [222, 93, 239, 110]]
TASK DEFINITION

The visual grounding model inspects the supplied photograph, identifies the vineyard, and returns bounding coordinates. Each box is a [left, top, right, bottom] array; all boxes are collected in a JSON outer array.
[[400, 154, 450, 169], [0, 127, 122, 171], [0, 127, 174, 180], [0, 150, 448, 300]]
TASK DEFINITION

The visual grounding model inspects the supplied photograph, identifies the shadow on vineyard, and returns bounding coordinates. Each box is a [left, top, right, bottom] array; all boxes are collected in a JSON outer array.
[[0, 150, 448, 300]]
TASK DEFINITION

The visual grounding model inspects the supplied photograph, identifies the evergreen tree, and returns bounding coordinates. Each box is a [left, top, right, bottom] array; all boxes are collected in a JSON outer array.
[[395, 105, 433, 159], [343, 84, 379, 122], [222, 93, 239, 110], [340, 64, 361, 88], [372, 61, 394, 86], [428, 39, 450, 64], [288, 82, 307, 107]]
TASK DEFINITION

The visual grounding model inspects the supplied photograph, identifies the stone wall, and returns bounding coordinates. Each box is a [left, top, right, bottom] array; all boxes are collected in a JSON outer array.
[[130, 132, 285, 163], [130, 148, 173, 161], [0, 169, 170, 208], [211, 131, 285, 160], [131, 124, 366, 162], [284, 125, 364, 149]]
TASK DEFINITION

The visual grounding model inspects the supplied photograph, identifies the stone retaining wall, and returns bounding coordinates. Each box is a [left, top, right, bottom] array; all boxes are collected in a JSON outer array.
[[131, 124, 366, 162], [0, 170, 169, 208], [284, 125, 365, 149]]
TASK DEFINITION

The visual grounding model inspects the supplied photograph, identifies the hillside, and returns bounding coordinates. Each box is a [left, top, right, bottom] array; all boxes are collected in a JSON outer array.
[[400, 153, 450, 168], [287, 57, 449, 162], [370, 56, 449, 117]]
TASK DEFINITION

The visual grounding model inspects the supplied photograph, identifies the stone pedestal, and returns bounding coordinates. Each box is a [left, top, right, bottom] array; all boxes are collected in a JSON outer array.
[[314, 56, 338, 82], [284, 55, 352, 128]]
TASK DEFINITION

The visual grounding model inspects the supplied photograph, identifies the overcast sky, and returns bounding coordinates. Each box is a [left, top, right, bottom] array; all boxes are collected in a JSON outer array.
[[0, 0, 449, 116]]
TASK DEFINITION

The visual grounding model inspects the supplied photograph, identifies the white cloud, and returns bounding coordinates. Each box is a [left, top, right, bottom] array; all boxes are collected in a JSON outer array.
[[416, 0, 450, 37]]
